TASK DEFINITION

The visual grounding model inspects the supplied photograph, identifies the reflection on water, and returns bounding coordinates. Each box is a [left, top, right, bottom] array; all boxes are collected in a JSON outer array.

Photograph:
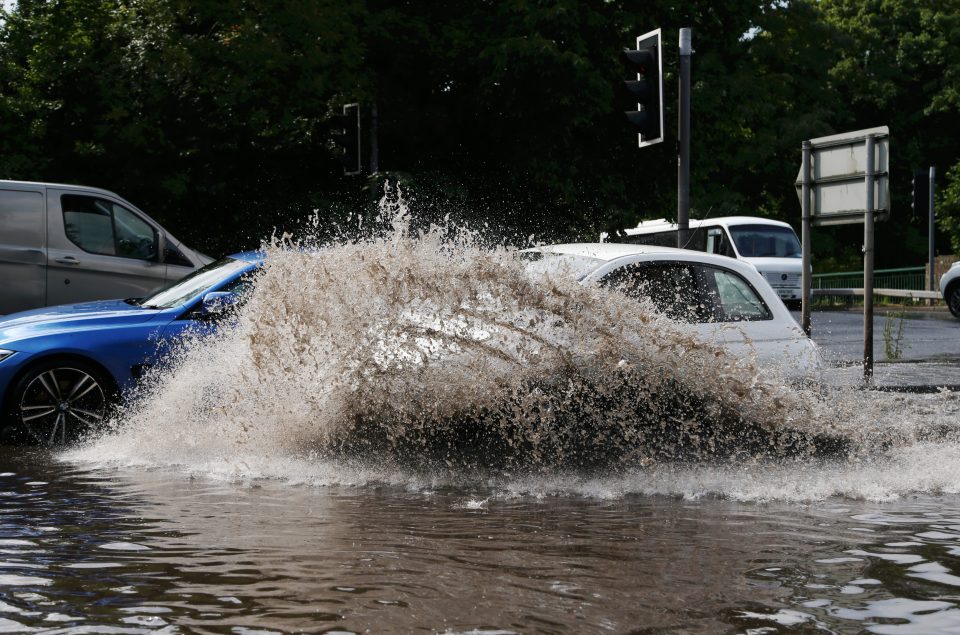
[[2, 447, 960, 633], [5, 198, 960, 632]]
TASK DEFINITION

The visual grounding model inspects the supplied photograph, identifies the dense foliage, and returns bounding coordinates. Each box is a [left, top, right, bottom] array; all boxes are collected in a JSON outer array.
[[0, 0, 958, 266]]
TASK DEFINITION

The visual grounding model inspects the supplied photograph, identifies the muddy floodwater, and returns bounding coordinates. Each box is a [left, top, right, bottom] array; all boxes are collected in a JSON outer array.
[[4, 203, 960, 632], [2, 446, 960, 634]]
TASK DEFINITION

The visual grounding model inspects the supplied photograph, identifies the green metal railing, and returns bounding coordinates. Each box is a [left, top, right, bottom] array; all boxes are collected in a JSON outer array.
[[812, 266, 926, 291], [811, 266, 933, 306]]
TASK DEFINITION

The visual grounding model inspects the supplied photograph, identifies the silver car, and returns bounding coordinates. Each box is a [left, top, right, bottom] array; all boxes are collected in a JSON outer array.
[[0, 180, 211, 315], [941, 261, 960, 319], [524, 242, 823, 382]]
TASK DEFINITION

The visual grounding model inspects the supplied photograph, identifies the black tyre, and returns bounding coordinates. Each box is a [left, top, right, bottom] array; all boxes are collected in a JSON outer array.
[[7, 359, 110, 446], [948, 283, 960, 319]]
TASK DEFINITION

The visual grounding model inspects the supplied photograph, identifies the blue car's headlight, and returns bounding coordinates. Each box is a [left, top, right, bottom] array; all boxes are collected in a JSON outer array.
[[0, 349, 14, 363]]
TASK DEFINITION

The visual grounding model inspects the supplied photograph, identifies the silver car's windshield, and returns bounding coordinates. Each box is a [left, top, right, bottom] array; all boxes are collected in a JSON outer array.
[[523, 252, 604, 281], [140, 257, 251, 309]]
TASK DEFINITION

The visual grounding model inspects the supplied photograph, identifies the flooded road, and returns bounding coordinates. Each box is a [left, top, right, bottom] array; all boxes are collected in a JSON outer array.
[[3, 446, 960, 633], [3, 204, 960, 632]]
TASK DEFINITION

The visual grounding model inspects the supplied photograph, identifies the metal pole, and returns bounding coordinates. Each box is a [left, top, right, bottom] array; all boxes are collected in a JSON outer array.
[[677, 28, 691, 248], [801, 140, 812, 336], [863, 134, 876, 384], [929, 165, 936, 293], [369, 102, 380, 174]]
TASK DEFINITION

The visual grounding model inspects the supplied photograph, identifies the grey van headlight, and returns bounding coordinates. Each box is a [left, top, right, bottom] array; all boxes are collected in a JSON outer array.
[[0, 349, 14, 363]]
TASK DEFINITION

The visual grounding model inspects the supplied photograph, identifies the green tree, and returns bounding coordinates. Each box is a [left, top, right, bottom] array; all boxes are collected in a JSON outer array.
[[0, 0, 367, 254], [818, 0, 960, 262], [2, 0, 959, 263]]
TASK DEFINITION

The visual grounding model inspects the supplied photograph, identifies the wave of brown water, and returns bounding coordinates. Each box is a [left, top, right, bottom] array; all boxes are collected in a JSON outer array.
[[64, 192, 960, 499]]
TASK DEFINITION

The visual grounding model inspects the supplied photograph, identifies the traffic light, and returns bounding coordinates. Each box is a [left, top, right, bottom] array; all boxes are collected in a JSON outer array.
[[620, 28, 663, 147], [911, 170, 929, 218], [332, 103, 361, 175]]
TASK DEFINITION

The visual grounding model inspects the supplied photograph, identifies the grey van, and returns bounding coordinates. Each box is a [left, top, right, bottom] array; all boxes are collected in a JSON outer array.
[[0, 180, 212, 315]]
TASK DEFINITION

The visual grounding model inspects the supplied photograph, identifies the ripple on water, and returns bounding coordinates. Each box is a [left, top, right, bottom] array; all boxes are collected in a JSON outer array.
[[0, 575, 51, 586]]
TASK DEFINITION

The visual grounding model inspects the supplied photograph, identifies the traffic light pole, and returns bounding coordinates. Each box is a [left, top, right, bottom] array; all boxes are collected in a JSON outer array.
[[929, 165, 936, 295], [369, 102, 380, 174], [677, 28, 691, 249]]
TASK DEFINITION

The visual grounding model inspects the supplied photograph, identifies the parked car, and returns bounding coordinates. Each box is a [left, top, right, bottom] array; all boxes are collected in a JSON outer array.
[[942, 261, 960, 319], [523, 243, 821, 377], [0, 245, 821, 446], [0, 180, 212, 315], [602, 216, 806, 308]]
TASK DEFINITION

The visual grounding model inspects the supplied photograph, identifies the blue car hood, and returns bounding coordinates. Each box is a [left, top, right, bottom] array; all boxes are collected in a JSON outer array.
[[0, 300, 162, 345]]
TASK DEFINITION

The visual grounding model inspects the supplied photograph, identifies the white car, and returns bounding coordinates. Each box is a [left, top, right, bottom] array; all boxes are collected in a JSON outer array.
[[941, 261, 960, 319], [523, 243, 822, 381]]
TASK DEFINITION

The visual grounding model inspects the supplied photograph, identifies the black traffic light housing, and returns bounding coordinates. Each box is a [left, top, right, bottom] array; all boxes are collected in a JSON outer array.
[[911, 170, 929, 219], [620, 28, 663, 147], [332, 103, 362, 175]]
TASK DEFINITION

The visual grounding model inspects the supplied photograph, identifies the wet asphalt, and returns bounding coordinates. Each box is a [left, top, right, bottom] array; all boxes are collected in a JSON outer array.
[[796, 308, 960, 389]]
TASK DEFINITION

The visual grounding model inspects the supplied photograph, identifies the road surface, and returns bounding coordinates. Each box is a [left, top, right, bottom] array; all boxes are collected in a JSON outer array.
[[795, 309, 960, 388]]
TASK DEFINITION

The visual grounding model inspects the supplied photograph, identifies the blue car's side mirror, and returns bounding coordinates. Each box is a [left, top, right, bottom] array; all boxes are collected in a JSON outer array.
[[200, 291, 239, 316]]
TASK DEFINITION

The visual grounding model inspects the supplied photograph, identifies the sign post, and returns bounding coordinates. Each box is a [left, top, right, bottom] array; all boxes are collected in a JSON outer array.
[[796, 126, 890, 384], [800, 141, 812, 336], [863, 134, 876, 381], [929, 166, 936, 296]]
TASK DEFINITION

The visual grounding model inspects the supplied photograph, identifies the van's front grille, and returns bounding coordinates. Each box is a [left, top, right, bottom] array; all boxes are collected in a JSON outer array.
[[763, 272, 801, 289]]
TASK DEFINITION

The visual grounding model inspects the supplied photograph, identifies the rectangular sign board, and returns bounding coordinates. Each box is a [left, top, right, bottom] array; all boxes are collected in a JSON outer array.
[[795, 126, 889, 226]]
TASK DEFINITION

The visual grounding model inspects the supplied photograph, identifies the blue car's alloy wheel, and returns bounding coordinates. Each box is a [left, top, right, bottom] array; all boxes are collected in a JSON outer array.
[[14, 363, 107, 446]]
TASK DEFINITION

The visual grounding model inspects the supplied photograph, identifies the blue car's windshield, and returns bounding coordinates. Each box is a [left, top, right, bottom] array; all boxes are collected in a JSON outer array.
[[140, 258, 252, 309]]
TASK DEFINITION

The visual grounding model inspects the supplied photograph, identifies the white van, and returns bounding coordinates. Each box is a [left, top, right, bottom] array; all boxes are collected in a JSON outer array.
[[603, 216, 804, 307], [0, 180, 212, 315]]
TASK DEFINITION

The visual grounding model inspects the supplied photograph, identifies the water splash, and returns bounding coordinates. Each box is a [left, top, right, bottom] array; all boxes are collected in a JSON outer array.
[[63, 187, 960, 500]]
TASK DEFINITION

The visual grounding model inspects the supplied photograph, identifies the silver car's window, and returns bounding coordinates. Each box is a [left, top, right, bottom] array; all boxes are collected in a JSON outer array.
[[140, 257, 251, 309], [603, 262, 718, 323], [62, 194, 158, 260], [601, 262, 771, 323], [711, 268, 771, 321]]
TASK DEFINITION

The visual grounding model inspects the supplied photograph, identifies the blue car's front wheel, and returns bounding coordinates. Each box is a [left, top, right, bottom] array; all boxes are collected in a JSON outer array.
[[11, 360, 109, 446]]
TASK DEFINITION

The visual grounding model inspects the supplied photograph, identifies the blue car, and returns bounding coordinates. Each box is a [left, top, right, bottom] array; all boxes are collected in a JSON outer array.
[[0, 253, 261, 445]]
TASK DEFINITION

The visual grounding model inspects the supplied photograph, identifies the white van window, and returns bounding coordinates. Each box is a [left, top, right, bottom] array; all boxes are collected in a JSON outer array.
[[704, 227, 734, 258], [727, 224, 801, 258], [622, 230, 676, 248], [62, 195, 158, 260]]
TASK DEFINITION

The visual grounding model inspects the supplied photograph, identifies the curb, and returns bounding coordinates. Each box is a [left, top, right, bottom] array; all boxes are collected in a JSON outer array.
[[813, 307, 956, 322]]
